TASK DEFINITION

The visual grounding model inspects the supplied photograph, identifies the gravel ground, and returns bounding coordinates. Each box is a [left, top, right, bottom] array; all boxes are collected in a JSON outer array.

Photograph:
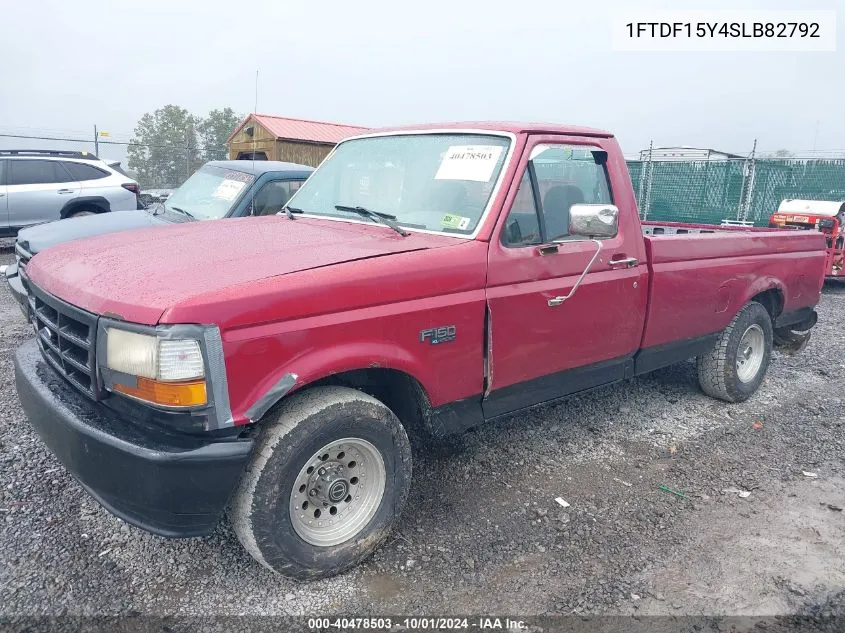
[[0, 241, 843, 627]]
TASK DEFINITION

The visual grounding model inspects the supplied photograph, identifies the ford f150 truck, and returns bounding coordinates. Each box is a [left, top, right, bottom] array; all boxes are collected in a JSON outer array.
[[13, 122, 826, 580]]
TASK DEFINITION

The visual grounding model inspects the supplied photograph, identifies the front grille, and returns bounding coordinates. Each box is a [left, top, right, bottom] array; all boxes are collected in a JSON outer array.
[[29, 285, 98, 399], [15, 243, 32, 276]]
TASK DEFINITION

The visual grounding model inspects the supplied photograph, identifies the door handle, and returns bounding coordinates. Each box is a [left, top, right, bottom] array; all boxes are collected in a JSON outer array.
[[609, 256, 638, 268], [57, 189, 75, 194]]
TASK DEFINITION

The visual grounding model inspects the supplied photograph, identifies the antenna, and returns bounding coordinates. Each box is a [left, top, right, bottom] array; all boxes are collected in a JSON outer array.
[[252, 69, 258, 175]]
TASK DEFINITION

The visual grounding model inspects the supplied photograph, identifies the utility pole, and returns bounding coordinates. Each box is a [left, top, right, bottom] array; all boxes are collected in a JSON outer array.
[[185, 126, 190, 181], [94, 124, 99, 157], [813, 120, 819, 152]]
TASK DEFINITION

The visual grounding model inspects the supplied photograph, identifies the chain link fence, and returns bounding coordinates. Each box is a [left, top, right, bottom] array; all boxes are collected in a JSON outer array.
[[629, 156, 845, 226]]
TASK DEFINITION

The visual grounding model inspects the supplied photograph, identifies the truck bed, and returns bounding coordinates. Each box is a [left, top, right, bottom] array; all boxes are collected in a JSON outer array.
[[640, 222, 827, 349]]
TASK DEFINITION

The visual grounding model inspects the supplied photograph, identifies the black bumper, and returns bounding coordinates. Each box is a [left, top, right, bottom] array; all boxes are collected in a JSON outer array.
[[14, 339, 254, 538], [4, 262, 29, 318]]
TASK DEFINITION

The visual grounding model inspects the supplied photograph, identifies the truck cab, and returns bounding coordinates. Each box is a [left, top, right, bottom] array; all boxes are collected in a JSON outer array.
[[13, 122, 826, 580]]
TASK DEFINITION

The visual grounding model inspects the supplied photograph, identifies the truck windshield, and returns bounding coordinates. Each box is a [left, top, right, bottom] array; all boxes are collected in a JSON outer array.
[[163, 165, 255, 220], [287, 133, 511, 235]]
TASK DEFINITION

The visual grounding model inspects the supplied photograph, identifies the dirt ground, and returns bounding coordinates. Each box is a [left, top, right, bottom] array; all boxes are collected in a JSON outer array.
[[0, 241, 842, 629]]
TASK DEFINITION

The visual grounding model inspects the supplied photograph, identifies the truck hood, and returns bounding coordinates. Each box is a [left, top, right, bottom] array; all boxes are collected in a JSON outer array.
[[26, 216, 458, 325], [17, 210, 170, 256]]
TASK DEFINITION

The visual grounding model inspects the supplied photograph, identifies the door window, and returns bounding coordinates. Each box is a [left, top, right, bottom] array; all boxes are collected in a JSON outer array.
[[251, 180, 300, 216], [502, 145, 612, 246], [8, 160, 74, 185], [63, 162, 109, 181]]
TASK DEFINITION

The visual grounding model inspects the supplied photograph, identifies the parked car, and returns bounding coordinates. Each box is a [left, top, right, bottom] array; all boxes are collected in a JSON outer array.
[[13, 122, 826, 580], [0, 149, 141, 235], [4, 160, 314, 316]]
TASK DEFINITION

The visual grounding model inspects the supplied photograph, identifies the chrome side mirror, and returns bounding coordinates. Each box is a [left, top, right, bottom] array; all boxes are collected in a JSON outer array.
[[569, 204, 619, 239]]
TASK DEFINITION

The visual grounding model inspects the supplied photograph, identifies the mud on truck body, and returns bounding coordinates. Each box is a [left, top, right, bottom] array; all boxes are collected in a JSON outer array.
[[14, 122, 827, 579]]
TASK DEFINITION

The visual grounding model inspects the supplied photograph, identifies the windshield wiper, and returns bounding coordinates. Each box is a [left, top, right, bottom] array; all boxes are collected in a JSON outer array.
[[282, 205, 304, 220], [168, 206, 196, 220], [334, 205, 409, 237]]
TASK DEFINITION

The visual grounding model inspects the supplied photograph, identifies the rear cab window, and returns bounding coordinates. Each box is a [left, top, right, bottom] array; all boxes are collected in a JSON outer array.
[[286, 133, 511, 235], [502, 145, 613, 247]]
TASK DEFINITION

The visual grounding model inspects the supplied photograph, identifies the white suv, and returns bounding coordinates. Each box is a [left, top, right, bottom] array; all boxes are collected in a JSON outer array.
[[0, 150, 141, 235]]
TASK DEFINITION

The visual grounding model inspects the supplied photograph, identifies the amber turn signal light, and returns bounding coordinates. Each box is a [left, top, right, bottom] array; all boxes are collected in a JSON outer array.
[[113, 377, 207, 407]]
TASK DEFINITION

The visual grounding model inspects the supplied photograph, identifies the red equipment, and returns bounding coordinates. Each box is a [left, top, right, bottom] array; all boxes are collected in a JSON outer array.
[[769, 199, 845, 277]]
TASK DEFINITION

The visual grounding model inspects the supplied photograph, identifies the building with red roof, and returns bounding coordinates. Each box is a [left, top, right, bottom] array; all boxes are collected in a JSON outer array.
[[228, 113, 369, 166]]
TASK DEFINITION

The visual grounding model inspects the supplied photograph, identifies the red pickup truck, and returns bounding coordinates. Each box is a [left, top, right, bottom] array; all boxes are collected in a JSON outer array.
[[14, 122, 826, 580]]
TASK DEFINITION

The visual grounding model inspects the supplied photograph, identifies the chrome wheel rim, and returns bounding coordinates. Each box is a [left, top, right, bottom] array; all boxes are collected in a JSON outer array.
[[736, 324, 765, 383], [289, 437, 386, 547]]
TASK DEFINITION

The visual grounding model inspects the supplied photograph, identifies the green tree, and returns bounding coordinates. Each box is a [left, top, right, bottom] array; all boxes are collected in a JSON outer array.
[[764, 149, 795, 159], [127, 105, 202, 188], [197, 107, 242, 162]]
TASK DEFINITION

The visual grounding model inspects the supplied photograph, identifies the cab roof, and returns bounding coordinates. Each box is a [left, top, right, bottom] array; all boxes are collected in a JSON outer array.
[[204, 160, 314, 176], [351, 121, 613, 139]]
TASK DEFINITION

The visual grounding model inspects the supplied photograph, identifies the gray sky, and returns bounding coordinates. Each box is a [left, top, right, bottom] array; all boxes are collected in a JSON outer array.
[[0, 0, 842, 164]]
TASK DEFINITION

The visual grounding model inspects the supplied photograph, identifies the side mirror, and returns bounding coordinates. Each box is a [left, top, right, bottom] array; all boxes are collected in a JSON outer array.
[[569, 204, 619, 239]]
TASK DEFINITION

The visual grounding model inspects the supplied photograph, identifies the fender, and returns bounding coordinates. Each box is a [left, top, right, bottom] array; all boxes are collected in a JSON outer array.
[[231, 340, 439, 426], [60, 196, 111, 218], [735, 275, 786, 317]]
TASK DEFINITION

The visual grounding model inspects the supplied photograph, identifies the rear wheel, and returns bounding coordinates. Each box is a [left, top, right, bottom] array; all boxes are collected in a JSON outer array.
[[230, 386, 412, 580], [69, 208, 97, 218], [697, 301, 773, 403]]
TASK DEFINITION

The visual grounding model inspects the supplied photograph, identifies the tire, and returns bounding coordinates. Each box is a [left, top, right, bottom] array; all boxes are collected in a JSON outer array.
[[69, 208, 97, 218], [230, 386, 412, 580], [697, 301, 773, 403]]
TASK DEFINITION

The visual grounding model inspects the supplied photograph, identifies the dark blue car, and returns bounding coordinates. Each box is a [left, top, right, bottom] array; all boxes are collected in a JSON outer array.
[[5, 160, 314, 315]]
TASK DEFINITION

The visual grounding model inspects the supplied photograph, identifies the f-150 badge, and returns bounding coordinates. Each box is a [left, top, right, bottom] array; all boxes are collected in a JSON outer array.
[[419, 326, 456, 345]]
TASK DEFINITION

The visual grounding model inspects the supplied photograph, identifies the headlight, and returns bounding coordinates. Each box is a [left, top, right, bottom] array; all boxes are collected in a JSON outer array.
[[106, 329, 204, 380], [105, 328, 207, 407]]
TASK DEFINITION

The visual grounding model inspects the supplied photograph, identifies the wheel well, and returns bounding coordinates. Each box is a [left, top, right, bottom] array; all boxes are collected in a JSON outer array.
[[750, 288, 784, 321], [60, 198, 110, 218], [310, 368, 432, 439]]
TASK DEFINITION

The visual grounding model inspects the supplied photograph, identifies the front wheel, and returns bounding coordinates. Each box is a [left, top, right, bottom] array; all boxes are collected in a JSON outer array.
[[697, 301, 773, 403], [230, 386, 412, 580]]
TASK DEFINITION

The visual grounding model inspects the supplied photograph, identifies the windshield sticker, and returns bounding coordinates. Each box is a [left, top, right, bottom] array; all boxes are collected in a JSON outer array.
[[435, 145, 504, 182], [212, 179, 246, 201], [441, 214, 471, 230]]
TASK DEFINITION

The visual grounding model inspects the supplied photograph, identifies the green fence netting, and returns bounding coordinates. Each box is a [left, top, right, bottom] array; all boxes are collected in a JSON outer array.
[[627, 158, 845, 226]]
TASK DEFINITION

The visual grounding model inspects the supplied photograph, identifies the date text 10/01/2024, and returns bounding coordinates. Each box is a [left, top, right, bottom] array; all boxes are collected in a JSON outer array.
[[306, 618, 527, 630], [626, 22, 820, 38]]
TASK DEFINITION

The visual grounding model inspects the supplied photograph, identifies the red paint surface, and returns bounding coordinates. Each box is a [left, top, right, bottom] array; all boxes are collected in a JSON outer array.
[[26, 123, 828, 424]]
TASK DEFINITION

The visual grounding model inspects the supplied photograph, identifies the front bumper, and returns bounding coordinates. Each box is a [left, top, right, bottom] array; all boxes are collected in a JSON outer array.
[[14, 339, 254, 538], [4, 261, 28, 318]]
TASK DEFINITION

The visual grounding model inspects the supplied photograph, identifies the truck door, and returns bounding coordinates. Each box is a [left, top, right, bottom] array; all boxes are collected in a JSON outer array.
[[483, 136, 648, 418]]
